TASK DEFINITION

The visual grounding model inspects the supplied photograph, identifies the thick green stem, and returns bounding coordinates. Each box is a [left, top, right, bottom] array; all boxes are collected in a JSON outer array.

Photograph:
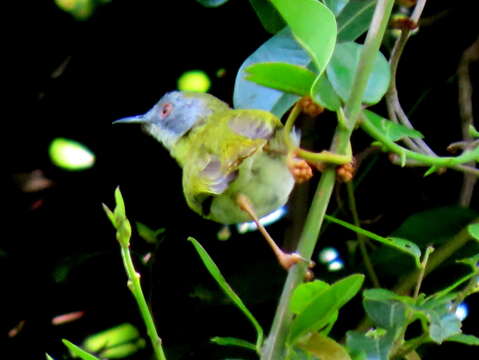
[[121, 247, 167, 360], [262, 1, 395, 358]]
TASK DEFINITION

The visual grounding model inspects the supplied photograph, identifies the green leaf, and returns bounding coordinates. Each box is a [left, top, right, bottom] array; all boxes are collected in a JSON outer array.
[[114, 186, 126, 219], [234, 28, 311, 117], [211, 336, 257, 351], [327, 42, 390, 105], [136, 222, 165, 245], [447, 333, 479, 345], [468, 223, 479, 241], [325, 215, 422, 268], [311, 74, 342, 111], [363, 288, 414, 304], [362, 110, 424, 142], [296, 333, 352, 360], [362, 298, 408, 331], [62, 339, 100, 360], [245, 62, 316, 96], [270, 0, 337, 74], [82, 323, 145, 358], [188, 237, 263, 350], [346, 330, 396, 360], [290, 280, 330, 314], [46, 354, 55, 360], [336, 0, 375, 42], [249, 0, 285, 33], [195, 0, 229, 7], [288, 274, 364, 343], [324, 0, 349, 16]]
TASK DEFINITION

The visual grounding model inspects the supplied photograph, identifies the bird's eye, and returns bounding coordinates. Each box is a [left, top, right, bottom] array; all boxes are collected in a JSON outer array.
[[160, 103, 173, 118]]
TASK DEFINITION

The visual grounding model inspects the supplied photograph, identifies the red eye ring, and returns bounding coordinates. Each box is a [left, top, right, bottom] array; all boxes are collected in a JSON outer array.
[[160, 103, 173, 117]]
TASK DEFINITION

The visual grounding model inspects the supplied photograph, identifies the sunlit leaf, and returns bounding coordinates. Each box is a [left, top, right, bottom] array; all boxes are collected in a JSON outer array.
[[249, 0, 285, 33], [270, 0, 337, 73], [245, 62, 316, 96], [83, 323, 145, 359], [46, 354, 55, 360], [62, 339, 99, 360], [211, 336, 257, 351], [327, 42, 390, 105], [288, 274, 364, 343], [290, 280, 330, 314], [336, 0, 375, 42], [468, 223, 479, 241], [49, 137, 95, 171], [177, 70, 211, 92], [188, 237, 263, 349], [362, 110, 423, 141]]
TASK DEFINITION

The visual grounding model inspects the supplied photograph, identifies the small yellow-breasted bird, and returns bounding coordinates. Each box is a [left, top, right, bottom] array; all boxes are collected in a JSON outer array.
[[114, 91, 312, 268]]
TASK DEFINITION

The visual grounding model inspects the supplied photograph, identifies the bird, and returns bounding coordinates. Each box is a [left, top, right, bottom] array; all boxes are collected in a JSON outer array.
[[114, 91, 312, 269]]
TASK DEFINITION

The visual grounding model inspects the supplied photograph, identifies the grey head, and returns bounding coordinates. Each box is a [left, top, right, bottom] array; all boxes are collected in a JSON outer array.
[[113, 91, 228, 150]]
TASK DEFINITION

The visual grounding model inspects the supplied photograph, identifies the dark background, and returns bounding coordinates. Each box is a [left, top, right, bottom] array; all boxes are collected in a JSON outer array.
[[3, 0, 479, 359]]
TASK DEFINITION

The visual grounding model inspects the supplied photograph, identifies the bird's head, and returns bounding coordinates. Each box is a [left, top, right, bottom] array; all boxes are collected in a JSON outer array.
[[113, 91, 225, 150]]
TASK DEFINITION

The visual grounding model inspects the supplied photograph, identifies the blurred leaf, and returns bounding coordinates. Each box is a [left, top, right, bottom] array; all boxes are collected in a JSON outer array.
[[271, 0, 337, 73], [288, 274, 364, 343], [83, 323, 144, 358], [362, 110, 424, 141], [234, 28, 310, 117], [211, 337, 256, 351], [188, 237, 263, 349], [325, 215, 421, 268], [346, 330, 396, 360], [249, 0, 285, 33], [196, 0, 229, 7], [324, 0, 349, 16], [245, 62, 316, 95], [327, 42, 390, 105], [49, 137, 95, 171], [311, 74, 342, 111], [136, 222, 165, 245], [336, 0, 375, 42], [46, 354, 55, 360], [362, 288, 414, 304], [290, 280, 330, 314], [446, 334, 479, 345], [297, 333, 352, 360], [468, 223, 479, 241], [62, 339, 99, 360]]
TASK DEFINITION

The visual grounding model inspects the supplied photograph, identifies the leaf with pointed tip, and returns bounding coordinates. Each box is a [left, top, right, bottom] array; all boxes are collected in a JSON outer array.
[[62, 339, 100, 360], [211, 336, 257, 351], [362, 110, 424, 142], [188, 237, 263, 349], [290, 280, 330, 314]]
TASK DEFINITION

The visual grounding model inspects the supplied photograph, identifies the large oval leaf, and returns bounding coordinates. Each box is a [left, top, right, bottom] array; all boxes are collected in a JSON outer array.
[[327, 42, 390, 105], [233, 27, 312, 117], [270, 0, 337, 73]]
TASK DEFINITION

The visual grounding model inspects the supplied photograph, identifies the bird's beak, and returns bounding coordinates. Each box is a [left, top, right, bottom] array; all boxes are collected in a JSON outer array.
[[112, 115, 145, 124]]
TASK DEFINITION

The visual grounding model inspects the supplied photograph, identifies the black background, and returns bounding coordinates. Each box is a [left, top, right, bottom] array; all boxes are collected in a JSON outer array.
[[3, 0, 479, 359]]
